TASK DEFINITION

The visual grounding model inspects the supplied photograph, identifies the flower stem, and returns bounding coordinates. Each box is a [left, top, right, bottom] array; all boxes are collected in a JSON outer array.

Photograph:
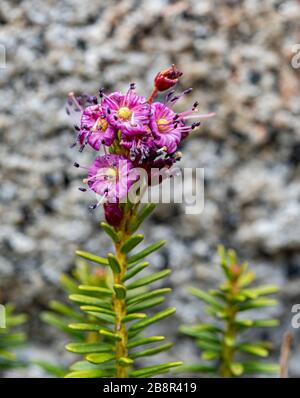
[[112, 207, 135, 378], [148, 87, 158, 103], [113, 239, 128, 378]]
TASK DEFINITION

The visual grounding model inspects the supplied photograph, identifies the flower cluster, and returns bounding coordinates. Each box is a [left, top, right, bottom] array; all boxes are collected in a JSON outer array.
[[67, 65, 213, 226]]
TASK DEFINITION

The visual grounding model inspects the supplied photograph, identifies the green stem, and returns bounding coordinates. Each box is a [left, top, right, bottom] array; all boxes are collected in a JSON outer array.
[[220, 305, 236, 377], [113, 205, 137, 378], [113, 240, 128, 378]]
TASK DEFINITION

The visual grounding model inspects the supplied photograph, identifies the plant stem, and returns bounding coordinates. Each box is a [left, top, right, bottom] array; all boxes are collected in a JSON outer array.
[[113, 207, 135, 378], [148, 87, 158, 103], [220, 305, 236, 377], [113, 239, 128, 378]]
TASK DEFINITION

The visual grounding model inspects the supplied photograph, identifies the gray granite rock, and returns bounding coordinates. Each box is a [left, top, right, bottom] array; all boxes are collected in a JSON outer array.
[[1, 0, 300, 377]]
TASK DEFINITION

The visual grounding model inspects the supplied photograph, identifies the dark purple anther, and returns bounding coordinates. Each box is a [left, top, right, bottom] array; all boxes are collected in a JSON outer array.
[[183, 88, 193, 95], [99, 88, 104, 98]]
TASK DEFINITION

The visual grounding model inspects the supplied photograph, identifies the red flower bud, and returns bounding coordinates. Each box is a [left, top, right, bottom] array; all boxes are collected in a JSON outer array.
[[104, 203, 123, 228], [154, 64, 183, 92]]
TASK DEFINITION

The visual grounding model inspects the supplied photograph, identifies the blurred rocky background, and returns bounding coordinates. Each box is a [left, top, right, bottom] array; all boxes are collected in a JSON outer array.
[[0, 0, 300, 377]]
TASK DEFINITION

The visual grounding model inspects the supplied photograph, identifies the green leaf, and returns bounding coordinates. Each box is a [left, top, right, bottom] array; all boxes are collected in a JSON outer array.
[[79, 306, 115, 316], [230, 362, 244, 376], [243, 285, 279, 298], [238, 298, 278, 311], [129, 203, 156, 233], [75, 250, 109, 266], [99, 329, 121, 341], [65, 342, 112, 354], [127, 288, 171, 306], [6, 314, 27, 327], [0, 332, 27, 346], [69, 360, 113, 371], [201, 351, 220, 361], [68, 323, 100, 332], [127, 297, 165, 314], [48, 300, 82, 320], [120, 234, 144, 254], [113, 284, 126, 299], [86, 353, 115, 364], [69, 294, 111, 309], [107, 253, 121, 274], [237, 343, 269, 357], [0, 350, 16, 361], [179, 363, 216, 374], [251, 319, 279, 328], [189, 287, 224, 311], [196, 340, 221, 352], [41, 312, 78, 335], [122, 313, 146, 323], [237, 271, 255, 287], [130, 361, 182, 378], [34, 361, 66, 377], [128, 240, 166, 264], [235, 318, 279, 329], [193, 331, 220, 344], [227, 249, 237, 266], [127, 269, 171, 290], [122, 262, 150, 282], [118, 357, 134, 367], [84, 311, 115, 324], [242, 361, 280, 375], [129, 307, 176, 332], [127, 336, 165, 349], [100, 222, 120, 243], [78, 285, 113, 296], [130, 343, 173, 359], [179, 324, 222, 337], [65, 369, 109, 378], [60, 274, 78, 294]]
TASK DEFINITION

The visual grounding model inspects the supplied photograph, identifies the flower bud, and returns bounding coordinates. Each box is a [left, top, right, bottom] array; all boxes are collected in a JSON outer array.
[[154, 64, 183, 92], [104, 203, 123, 228]]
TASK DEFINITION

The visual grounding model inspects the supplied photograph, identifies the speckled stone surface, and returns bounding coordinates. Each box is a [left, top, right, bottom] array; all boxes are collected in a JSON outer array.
[[1, 0, 300, 377]]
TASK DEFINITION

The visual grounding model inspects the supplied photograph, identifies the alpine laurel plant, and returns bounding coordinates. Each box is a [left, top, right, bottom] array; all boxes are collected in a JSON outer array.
[[63, 66, 213, 378], [180, 246, 280, 377], [38, 261, 108, 377], [0, 302, 27, 372]]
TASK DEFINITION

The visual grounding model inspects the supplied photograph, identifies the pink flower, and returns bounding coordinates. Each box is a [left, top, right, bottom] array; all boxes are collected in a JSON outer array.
[[84, 154, 136, 203], [149, 102, 182, 154], [79, 104, 117, 151], [102, 88, 150, 134]]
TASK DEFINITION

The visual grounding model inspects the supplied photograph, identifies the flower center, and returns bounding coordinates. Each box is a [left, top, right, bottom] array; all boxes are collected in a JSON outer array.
[[118, 106, 132, 120], [97, 118, 108, 131], [156, 118, 169, 132], [105, 168, 117, 179]]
